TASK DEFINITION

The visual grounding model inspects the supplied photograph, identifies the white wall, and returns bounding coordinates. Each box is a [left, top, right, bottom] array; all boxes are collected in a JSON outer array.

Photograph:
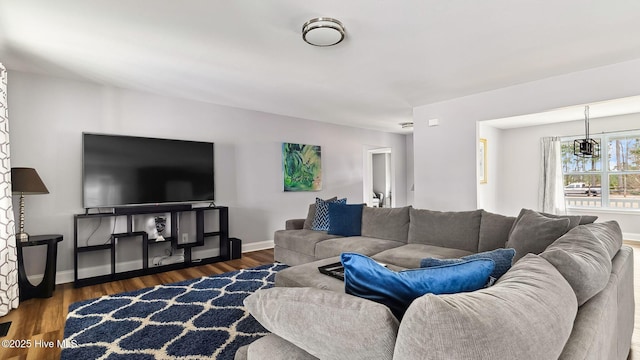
[[8, 71, 407, 283], [405, 134, 414, 205], [494, 113, 640, 238], [413, 58, 640, 211]]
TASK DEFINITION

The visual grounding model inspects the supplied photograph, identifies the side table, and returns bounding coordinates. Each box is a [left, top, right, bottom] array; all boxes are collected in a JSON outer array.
[[16, 234, 63, 301]]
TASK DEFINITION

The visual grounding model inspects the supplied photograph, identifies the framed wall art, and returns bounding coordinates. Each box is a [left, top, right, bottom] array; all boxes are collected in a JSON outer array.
[[282, 142, 322, 191], [479, 138, 487, 184]]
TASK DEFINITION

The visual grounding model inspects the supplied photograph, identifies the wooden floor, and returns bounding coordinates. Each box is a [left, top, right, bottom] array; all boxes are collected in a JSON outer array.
[[0, 249, 275, 360], [2, 244, 640, 359]]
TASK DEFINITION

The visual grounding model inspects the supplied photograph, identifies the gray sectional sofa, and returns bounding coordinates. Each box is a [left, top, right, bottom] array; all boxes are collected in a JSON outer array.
[[236, 205, 634, 360]]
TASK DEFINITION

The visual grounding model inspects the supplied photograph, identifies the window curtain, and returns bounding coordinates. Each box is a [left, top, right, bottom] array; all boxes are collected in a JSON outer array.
[[539, 136, 566, 214], [0, 63, 18, 316]]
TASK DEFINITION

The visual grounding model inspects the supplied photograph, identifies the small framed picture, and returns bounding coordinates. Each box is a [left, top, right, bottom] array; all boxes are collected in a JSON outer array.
[[479, 138, 487, 184]]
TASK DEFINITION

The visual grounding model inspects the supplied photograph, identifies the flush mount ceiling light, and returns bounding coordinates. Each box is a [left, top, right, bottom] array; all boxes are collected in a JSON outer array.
[[302, 17, 345, 47]]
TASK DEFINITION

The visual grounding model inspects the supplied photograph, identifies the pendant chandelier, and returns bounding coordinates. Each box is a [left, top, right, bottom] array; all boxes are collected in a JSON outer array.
[[573, 105, 600, 158]]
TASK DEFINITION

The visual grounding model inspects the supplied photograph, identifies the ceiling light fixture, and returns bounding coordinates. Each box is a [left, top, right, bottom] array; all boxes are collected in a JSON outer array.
[[399, 122, 414, 129], [574, 105, 600, 158], [302, 17, 345, 47]]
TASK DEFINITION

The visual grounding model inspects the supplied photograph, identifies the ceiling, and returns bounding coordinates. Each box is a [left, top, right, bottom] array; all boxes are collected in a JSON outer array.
[[2, 1, 640, 134], [484, 95, 640, 129]]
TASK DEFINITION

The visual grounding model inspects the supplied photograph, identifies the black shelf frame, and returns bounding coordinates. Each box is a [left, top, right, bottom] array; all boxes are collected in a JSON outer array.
[[73, 206, 233, 287]]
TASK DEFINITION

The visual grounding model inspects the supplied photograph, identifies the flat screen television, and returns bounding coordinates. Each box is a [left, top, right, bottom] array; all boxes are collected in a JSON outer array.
[[83, 133, 215, 208]]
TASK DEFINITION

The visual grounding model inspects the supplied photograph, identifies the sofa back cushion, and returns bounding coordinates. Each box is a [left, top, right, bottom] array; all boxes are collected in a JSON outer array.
[[408, 208, 482, 253], [478, 210, 516, 252], [361, 206, 411, 242], [540, 221, 621, 306], [394, 254, 577, 360]]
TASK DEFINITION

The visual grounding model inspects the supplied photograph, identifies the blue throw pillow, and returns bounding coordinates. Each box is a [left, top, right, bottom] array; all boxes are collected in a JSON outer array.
[[327, 203, 364, 236], [312, 197, 346, 231], [420, 248, 516, 279], [341, 252, 494, 320]]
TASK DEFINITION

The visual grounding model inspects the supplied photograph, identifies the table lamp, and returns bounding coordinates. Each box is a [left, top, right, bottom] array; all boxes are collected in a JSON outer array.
[[11, 167, 49, 241]]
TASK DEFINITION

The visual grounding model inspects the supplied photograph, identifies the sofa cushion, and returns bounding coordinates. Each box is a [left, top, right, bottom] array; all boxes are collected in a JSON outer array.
[[372, 243, 473, 269], [275, 256, 345, 292], [361, 206, 410, 242], [540, 223, 615, 306], [314, 236, 404, 260], [244, 287, 399, 360], [328, 203, 364, 237], [478, 210, 516, 252], [408, 208, 482, 253], [245, 334, 317, 360], [312, 197, 346, 231], [420, 248, 516, 279], [342, 252, 494, 319], [507, 208, 570, 262], [394, 254, 578, 360], [274, 229, 342, 257]]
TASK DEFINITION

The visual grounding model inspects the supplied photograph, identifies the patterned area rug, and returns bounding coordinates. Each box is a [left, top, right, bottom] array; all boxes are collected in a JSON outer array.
[[61, 263, 287, 360]]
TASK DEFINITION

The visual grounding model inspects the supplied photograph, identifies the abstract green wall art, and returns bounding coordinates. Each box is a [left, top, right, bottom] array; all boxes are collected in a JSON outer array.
[[282, 142, 322, 191]]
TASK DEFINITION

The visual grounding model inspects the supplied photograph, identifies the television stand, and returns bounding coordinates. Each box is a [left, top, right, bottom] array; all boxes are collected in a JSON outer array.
[[73, 206, 240, 287], [113, 204, 193, 215]]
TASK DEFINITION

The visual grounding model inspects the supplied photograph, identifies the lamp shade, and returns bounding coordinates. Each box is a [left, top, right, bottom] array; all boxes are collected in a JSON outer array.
[[11, 167, 49, 194]]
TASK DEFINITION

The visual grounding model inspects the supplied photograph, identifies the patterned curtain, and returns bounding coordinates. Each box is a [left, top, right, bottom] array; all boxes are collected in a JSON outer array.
[[0, 63, 18, 315]]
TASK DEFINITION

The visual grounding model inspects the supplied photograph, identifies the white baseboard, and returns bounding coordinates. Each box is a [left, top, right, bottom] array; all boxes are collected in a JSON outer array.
[[243, 240, 274, 253], [47, 240, 275, 285], [623, 233, 640, 242]]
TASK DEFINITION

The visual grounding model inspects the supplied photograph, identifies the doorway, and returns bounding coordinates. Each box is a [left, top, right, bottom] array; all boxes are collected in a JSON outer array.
[[364, 147, 393, 208]]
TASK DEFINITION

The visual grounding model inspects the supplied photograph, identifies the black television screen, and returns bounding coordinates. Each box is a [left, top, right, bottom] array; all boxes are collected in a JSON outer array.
[[83, 133, 215, 208]]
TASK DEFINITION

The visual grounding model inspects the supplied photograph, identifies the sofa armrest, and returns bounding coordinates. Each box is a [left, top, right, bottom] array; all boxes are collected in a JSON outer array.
[[285, 218, 306, 230]]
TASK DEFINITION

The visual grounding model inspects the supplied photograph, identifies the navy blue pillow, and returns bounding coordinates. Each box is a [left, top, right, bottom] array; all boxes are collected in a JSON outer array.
[[341, 252, 494, 319], [327, 203, 364, 236], [420, 248, 516, 279]]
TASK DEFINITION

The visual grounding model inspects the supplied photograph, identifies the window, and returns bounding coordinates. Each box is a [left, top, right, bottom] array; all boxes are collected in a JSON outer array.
[[561, 130, 640, 210]]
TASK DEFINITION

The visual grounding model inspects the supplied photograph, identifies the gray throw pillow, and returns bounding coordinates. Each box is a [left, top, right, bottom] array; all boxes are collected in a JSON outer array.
[[579, 215, 598, 225], [540, 212, 582, 230], [507, 208, 570, 262], [244, 287, 399, 360], [478, 210, 516, 252], [302, 204, 316, 230]]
